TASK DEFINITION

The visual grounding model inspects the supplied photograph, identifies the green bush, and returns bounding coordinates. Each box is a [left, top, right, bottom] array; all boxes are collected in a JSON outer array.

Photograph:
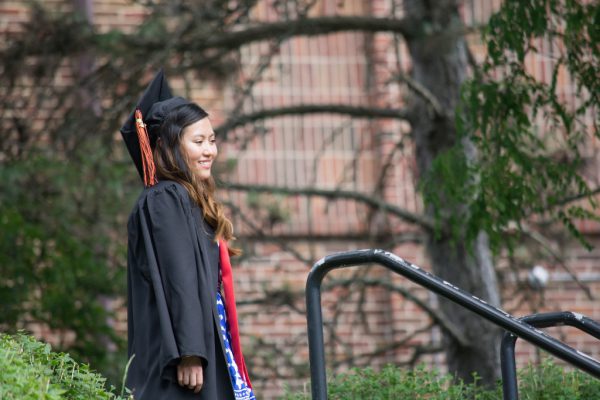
[[0, 332, 130, 400], [517, 360, 600, 400], [284, 360, 600, 399]]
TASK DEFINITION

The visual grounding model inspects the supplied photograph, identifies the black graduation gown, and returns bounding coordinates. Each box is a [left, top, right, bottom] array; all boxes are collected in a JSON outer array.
[[126, 180, 235, 400]]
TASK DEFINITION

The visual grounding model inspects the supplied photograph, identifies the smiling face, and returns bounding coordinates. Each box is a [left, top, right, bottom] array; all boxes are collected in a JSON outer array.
[[180, 117, 217, 181]]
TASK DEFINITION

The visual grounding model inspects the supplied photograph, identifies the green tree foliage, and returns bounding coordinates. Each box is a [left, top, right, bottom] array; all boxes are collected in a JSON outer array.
[[424, 0, 599, 250], [0, 147, 131, 382], [0, 4, 135, 384]]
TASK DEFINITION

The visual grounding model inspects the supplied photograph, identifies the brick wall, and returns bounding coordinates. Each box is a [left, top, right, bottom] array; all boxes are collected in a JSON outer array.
[[1, 1, 598, 399]]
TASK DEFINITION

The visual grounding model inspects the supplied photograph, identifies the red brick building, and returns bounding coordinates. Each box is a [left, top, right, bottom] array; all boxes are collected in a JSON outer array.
[[1, 1, 598, 398]]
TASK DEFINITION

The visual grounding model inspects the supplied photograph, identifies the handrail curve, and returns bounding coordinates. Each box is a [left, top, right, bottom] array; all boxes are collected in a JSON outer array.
[[306, 249, 600, 400]]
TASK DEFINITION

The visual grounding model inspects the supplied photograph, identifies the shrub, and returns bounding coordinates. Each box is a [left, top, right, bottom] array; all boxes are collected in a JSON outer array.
[[284, 360, 600, 399], [517, 359, 600, 400], [0, 332, 130, 400]]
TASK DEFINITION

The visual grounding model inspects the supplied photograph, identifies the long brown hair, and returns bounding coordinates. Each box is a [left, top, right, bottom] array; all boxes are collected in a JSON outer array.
[[152, 102, 240, 255]]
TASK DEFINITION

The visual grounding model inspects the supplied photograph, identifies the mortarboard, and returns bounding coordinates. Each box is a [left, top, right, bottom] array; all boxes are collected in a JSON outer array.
[[120, 69, 189, 186]]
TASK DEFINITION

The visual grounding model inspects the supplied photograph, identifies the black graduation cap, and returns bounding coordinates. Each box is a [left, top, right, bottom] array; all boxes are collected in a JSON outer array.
[[120, 69, 189, 182]]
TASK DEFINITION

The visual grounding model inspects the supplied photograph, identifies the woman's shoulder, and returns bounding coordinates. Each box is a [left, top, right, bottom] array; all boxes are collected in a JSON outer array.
[[145, 180, 188, 197], [127, 181, 195, 236], [133, 180, 192, 211]]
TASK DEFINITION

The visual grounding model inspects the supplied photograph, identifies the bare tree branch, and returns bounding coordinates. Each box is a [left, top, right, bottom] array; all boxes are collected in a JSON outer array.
[[223, 182, 434, 231], [405, 343, 445, 368], [555, 186, 600, 207], [327, 277, 469, 347], [373, 134, 409, 195], [392, 72, 449, 119], [310, 121, 354, 187], [332, 323, 434, 367], [223, 200, 314, 266], [215, 104, 412, 136], [170, 16, 418, 52]]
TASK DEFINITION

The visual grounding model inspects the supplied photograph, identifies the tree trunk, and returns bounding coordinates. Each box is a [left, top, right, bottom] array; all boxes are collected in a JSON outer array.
[[405, 0, 502, 385]]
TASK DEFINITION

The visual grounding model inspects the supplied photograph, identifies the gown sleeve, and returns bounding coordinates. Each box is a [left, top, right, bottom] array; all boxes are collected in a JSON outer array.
[[144, 184, 208, 376]]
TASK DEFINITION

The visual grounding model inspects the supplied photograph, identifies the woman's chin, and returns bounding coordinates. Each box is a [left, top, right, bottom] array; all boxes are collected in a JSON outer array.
[[196, 171, 212, 181]]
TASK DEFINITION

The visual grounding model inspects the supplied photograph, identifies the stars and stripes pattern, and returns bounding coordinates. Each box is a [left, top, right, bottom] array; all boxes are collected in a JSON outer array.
[[216, 291, 256, 400]]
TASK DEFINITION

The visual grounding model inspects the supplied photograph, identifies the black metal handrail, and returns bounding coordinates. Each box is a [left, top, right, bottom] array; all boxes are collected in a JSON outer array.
[[305, 249, 600, 400], [501, 311, 600, 400]]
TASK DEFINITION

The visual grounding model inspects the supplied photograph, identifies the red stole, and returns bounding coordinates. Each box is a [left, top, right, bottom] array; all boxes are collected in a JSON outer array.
[[219, 240, 253, 389]]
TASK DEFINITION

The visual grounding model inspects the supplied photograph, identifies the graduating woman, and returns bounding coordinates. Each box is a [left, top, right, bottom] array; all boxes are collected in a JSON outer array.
[[120, 71, 255, 400]]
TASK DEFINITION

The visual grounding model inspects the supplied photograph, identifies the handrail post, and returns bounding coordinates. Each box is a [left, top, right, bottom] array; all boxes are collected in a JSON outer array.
[[501, 311, 600, 400], [501, 332, 519, 400], [306, 250, 377, 400], [306, 261, 329, 400]]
